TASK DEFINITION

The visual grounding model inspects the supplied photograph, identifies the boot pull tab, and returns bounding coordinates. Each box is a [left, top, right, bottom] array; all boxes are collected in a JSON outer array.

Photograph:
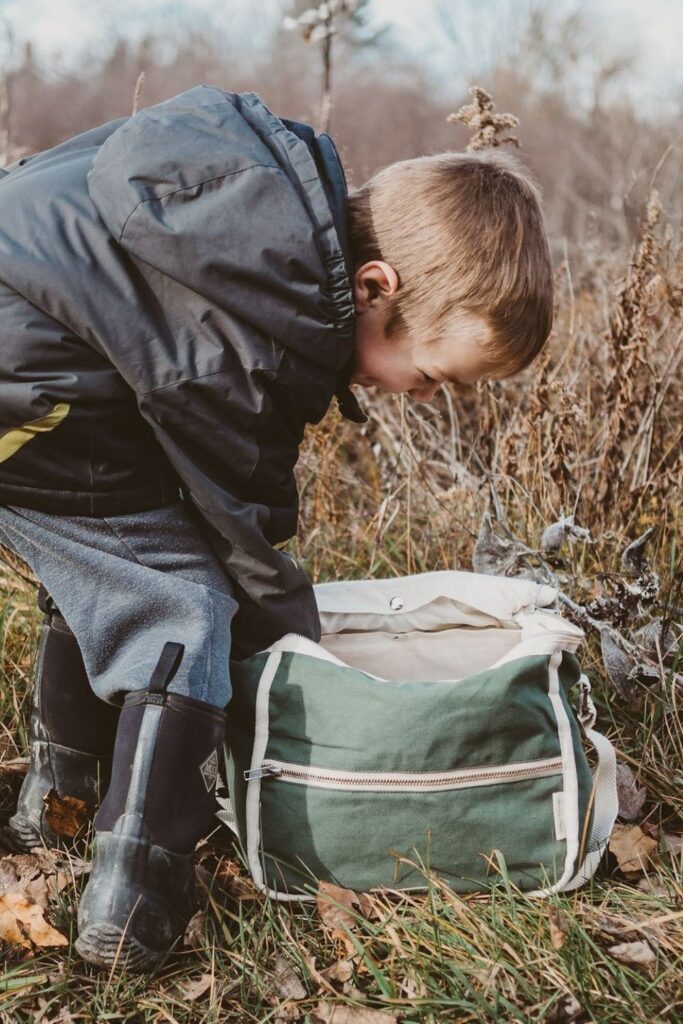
[[149, 642, 185, 694], [37, 584, 58, 617]]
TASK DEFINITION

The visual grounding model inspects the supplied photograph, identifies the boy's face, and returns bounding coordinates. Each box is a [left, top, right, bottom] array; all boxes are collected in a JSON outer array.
[[350, 262, 494, 404]]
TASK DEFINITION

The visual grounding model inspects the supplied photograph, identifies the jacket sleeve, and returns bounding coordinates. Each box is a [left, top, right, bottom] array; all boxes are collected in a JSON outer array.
[[137, 366, 321, 659]]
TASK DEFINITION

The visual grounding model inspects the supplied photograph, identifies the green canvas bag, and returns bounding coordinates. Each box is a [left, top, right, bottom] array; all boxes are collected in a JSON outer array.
[[223, 570, 618, 899]]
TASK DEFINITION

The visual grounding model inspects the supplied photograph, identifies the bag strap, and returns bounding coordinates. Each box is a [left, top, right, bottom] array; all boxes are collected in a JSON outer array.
[[560, 675, 619, 891]]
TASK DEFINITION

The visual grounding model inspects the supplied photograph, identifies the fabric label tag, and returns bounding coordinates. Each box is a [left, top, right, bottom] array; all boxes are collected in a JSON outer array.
[[553, 791, 567, 841]]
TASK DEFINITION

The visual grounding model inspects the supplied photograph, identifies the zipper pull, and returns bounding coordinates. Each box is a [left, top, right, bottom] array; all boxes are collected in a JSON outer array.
[[243, 762, 282, 781]]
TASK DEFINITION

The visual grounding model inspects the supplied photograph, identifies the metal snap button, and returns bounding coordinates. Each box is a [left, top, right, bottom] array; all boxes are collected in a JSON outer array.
[[389, 596, 404, 611]]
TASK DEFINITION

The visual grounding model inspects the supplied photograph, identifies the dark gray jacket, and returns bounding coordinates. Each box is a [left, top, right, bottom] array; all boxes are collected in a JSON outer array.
[[0, 86, 364, 656]]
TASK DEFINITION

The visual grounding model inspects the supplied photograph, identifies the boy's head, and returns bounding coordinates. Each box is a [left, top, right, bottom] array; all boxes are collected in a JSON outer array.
[[346, 148, 553, 403]]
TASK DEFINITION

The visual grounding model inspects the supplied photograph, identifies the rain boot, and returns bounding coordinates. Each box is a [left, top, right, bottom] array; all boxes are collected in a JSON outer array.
[[75, 641, 225, 972], [7, 585, 120, 851]]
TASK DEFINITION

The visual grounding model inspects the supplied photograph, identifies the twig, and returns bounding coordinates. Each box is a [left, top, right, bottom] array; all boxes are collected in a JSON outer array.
[[132, 71, 146, 116]]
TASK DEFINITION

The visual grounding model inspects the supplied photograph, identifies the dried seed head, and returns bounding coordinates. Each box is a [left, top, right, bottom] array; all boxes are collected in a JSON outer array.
[[448, 86, 520, 151]]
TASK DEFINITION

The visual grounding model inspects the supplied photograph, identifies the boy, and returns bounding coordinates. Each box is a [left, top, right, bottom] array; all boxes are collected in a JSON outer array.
[[0, 86, 552, 971]]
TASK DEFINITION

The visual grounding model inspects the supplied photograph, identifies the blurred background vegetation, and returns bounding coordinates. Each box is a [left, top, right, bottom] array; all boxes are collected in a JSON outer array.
[[1, 0, 681, 267]]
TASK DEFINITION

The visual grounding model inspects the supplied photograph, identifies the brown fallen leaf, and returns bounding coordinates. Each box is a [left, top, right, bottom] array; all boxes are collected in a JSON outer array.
[[41, 1007, 73, 1024], [639, 820, 660, 840], [341, 983, 369, 999], [608, 940, 656, 965], [1, 847, 90, 915], [183, 909, 207, 949], [355, 892, 379, 921], [270, 955, 306, 1001], [636, 878, 670, 899], [42, 1008, 73, 1024], [545, 993, 582, 1023], [0, 894, 28, 946], [43, 790, 89, 838], [317, 882, 367, 957], [0, 892, 68, 948], [0, 853, 50, 910], [593, 910, 664, 948], [32, 848, 66, 875], [49, 868, 82, 897], [321, 959, 355, 984], [616, 764, 648, 821], [662, 833, 682, 859], [609, 824, 659, 875], [334, 934, 357, 960], [0, 852, 42, 882], [40, 850, 90, 898], [544, 991, 581, 1024], [24, 874, 50, 910], [594, 912, 638, 937], [180, 973, 213, 1002], [549, 905, 566, 950], [317, 882, 363, 932], [195, 852, 259, 900], [305, 955, 338, 996], [0, 857, 27, 893], [315, 1002, 398, 1024], [274, 1004, 301, 1023]]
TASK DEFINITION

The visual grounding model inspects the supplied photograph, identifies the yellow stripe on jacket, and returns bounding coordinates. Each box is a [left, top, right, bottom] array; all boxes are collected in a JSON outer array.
[[0, 402, 71, 463]]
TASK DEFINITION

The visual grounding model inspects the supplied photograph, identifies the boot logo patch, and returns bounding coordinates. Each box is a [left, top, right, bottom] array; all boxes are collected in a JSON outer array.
[[199, 750, 219, 793]]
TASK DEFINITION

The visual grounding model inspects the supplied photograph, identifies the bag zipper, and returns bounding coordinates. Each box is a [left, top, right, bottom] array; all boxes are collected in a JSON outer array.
[[244, 755, 563, 790]]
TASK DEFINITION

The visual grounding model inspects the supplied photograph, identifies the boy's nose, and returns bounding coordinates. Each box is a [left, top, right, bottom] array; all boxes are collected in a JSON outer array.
[[408, 383, 440, 404]]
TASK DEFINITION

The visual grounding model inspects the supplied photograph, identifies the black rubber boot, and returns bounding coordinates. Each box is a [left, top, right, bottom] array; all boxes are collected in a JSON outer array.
[[6, 585, 120, 852], [75, 642, 225, 973]]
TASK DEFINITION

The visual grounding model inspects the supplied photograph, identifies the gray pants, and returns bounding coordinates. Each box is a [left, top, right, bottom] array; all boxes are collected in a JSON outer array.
[[0, 501, 238, 709]]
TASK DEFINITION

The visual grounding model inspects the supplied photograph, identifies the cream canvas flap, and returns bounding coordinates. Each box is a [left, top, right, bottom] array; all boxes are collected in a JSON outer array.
[[314, 569, 558, 635], [311, 572, 583, 684]]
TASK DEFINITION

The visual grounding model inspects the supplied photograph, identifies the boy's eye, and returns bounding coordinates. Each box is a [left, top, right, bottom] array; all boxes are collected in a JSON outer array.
[[421, 372, 436, 385]]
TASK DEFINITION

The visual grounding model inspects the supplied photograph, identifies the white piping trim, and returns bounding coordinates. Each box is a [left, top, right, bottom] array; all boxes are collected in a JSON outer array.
[[556, 724, 619, 891], [526, 650, 580, 897], [245, 650, 282, 892]]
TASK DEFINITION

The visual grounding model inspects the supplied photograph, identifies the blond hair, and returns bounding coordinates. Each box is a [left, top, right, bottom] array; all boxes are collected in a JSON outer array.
[[346, 149, 554, 378]]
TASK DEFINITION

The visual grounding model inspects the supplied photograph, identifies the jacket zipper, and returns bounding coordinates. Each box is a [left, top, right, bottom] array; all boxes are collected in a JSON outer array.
[[244, 755, 563, 790]]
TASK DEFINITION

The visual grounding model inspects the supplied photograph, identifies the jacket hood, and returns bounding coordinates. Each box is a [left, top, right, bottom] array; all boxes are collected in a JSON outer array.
[[87, 87, 362, 413]]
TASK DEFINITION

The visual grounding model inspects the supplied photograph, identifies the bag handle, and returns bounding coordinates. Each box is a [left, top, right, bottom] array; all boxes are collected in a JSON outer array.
[[561, 675, 619, 891]]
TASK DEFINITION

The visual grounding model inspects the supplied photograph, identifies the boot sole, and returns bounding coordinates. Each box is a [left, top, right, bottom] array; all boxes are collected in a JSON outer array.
[[75, 923, 162, 972], [76, 827, 196, 973], [4, 813, 52, 853], [5, 810, 91, 854]]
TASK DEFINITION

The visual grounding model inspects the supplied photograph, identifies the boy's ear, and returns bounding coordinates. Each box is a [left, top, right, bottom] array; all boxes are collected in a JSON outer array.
[[353, 261, 400, 310]]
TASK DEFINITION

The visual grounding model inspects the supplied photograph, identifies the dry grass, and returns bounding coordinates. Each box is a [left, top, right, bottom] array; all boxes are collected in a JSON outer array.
[[0, 187, 681, 1022]]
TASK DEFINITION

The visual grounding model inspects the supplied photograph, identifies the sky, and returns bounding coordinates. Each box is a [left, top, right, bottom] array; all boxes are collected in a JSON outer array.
[[0, 0, 681, 111]]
